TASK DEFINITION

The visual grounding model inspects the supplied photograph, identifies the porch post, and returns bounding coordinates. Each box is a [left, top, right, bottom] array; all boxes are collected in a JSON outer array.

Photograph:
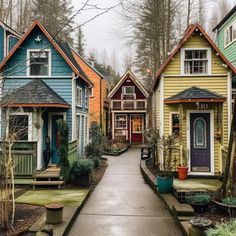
[[37, 109, 43, 170], [112, 112, 115, 140]]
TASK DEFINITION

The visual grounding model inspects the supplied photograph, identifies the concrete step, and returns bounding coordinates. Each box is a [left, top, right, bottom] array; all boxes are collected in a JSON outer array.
[[162, 194, 195, 216], [32, 180, 64, 189]]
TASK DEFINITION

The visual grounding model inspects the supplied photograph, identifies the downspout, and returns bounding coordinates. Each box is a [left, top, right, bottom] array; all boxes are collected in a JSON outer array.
[[72, 73, 79, 140], [100, 78, 102, 132]]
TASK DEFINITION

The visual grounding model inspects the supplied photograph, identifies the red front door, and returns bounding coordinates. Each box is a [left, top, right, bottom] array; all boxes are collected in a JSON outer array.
[[131, 114, 144, 143]]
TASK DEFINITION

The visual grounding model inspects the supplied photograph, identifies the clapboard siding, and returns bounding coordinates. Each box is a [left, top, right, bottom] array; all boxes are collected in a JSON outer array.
[[215, 14, 236, 67]]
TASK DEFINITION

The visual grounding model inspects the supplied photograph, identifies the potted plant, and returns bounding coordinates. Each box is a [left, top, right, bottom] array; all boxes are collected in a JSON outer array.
[[156, 135, 177, 193], [177, 147, 189, 180], [213, 197, 236, 216], [189, 218, 212, 236], [186, 194, 210, 213], [206, 219, 236, 236], [69, 158, 94, 187]]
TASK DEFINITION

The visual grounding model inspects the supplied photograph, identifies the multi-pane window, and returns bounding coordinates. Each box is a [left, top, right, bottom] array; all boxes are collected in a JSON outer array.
[[113, 101, 121, 110], [171, 113, 180, 138], [225, 22, 236, 46], [76, 86, 82, 106], [8, 115, 29, 140], [183, 49, 208, 74], [123, 86, 134, 94], [85, 89, 88, 108], [115, 114, 127, 129], [29, 51, 49, 76]]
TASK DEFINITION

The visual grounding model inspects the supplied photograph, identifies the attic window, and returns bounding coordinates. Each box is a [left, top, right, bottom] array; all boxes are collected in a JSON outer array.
[[28, 49, 50, 76], [225, 22, 236, 47]]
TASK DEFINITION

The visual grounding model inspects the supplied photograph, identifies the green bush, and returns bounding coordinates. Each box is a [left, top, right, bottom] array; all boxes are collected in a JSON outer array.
[[71, 159, 94, 177], [186, 194, 210, 204], [222, 198, 236, 206], [206, 220, 236, 236], [85, 142, 102, 158], [92, 157, 100, 169]]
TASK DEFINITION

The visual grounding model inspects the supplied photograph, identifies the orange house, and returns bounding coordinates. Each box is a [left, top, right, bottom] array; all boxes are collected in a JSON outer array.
[[72, 49, 109, 136]]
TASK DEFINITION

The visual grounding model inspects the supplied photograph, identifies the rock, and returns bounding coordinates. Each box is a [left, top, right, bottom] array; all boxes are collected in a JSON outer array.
[[41, 225, 53, 236], [36, 232, 48, 236]]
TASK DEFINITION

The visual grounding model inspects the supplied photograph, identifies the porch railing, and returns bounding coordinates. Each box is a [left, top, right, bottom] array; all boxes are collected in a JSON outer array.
[[68, 140, 77, 165], [0, 141, 37, 177]]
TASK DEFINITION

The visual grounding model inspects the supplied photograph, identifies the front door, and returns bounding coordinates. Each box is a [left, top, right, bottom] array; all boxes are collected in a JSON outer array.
[[51, 115, 63, 164], [190, 113, 211, 172], [131, 114, 143, 143]]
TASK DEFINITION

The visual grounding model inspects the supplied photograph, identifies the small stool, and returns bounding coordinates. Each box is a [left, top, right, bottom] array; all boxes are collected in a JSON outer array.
[[45, 203, 64, 225]]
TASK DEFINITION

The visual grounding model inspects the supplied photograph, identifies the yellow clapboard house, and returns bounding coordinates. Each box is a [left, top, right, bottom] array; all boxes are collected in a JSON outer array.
[[152, 24, 236, 176]]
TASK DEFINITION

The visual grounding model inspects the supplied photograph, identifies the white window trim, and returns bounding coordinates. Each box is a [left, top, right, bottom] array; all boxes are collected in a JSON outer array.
[[76, 86, 83, 107], [181, 48, 211, 76], [169, 112, 180, 136], [6, 112, 33, 141], [123, 86, 135, 94], [224, 21, 236, 48], [89, 87, 94, 97], [115, 114, 127, 129], [85, 88, 88, 109], [26, 49, 51, 77]]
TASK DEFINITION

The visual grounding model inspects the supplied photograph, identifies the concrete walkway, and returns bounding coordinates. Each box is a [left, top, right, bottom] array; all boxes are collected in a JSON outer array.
[[69, 147, 183, 236]]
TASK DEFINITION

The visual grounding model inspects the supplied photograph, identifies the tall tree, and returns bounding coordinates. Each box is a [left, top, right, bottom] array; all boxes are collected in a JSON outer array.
[[32, 0, 74, 44], [75, 27, 86, 57]]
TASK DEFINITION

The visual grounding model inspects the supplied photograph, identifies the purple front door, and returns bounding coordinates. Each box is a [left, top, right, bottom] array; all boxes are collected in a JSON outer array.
[[190, 113, 211, 172]]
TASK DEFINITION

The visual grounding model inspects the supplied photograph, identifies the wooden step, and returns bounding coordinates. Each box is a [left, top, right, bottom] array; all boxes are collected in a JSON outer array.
[[35, 173, 60, 179], [32, 180, 64, 189]]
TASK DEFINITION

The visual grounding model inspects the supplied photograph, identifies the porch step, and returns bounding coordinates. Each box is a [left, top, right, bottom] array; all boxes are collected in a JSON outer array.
[[35, 173, 60, 179], [162, 194, 195, 216], [32, 180, 64, 189]]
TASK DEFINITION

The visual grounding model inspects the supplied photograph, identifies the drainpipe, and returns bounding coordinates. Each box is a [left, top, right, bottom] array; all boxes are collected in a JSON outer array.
[[72, 73, 79, 140], [100, 78, 102, 132]]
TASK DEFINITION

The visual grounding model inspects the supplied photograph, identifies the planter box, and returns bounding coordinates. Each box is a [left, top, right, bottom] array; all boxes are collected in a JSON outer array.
[[75, 173, 92, 187], [157, 176, 173, 193]]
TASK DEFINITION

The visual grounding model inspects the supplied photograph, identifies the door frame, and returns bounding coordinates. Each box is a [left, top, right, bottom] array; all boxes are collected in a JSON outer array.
[[187, 110, 214, 176], [130, 114, 144, 143]]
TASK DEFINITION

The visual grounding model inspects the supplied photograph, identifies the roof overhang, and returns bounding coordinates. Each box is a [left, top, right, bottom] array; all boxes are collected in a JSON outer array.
[[164, 98, 226, 104], [3, 103, 70, 108]]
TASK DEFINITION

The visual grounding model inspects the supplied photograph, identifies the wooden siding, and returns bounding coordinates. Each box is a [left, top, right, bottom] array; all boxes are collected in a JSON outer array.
[[4, 26, 72, 77], [215, 14, 236, 67], [154, 88, 160, 130], [163, 76, 228, 173], [163, 33, 230, 75]]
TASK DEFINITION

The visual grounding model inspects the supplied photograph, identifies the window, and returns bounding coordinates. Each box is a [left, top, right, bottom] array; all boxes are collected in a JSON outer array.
[[115, 114, 127, 129], [8, 114, 31, 141], [85, 116, 88, 143], [194, 118, 206, 148], [28, 50, 50, 76], [182, 49, 209, 74], [123, 86, 134, 94], [123, 101, 134, 110], [225, 22, 236, 47], [132, 115, 143, 133], [85, 88, 88, 108], [137, 101, 146, 109], [112, 101, 121, 110], [76, 86, 82, 107], [89, 87, 94, 97], [76, 115, 81, 139], [171, 113, 179, 138]]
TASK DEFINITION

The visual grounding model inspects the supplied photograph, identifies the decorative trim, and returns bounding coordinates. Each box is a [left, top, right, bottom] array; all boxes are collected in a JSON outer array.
[[164, 74, 228, 78], [4, 103, 70, 108], [227, 72, 232, 141], [165, 98, 226, 104], [186, 110, 214, 175]]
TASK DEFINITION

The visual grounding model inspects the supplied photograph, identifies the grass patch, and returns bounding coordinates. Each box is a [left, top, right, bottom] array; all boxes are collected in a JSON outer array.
[[16, 189, 89, 206]]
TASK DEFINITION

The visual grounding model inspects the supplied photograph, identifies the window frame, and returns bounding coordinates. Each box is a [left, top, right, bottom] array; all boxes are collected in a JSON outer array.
[[181, 48, 211, 75], [123, 86, 135, 95], [224, 21, 236, 48], [170, 112, 180, 138], [85, 88, 88, 108], [76, 86, 83, 107], [115, 114, 127, 129], [7, 112, 32, 141], [27, 49, 51, 77]]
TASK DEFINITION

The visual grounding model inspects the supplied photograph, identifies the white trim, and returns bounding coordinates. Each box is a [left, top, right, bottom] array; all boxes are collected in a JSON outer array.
[[224, 20, 236, 48], [123, 86, 135, 95], [181, 48, 212, 75], [164, 74, 228, 78], [112, 112, 115, 140], [72, 73, 76, 140], [76, 113, 82, 152], [227, 72, 232, 141], [111, 110, 147, 113], [115, 114, 128, 129], [159, 75, 164, 136], [26, 49, 51, 77], [186, 110, 214, 175], [5, 76, 72, 79], [6, 35, 19, 55], [6, 111, 33, 141], [0, 21, 20, 38], [3, 27, 6, 57], [48, 112, 66, 142], [169, 112, 180, 136], [76, 86, 83, 107]]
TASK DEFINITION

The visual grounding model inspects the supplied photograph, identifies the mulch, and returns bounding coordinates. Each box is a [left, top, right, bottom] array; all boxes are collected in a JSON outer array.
[[0, 159, 108, 236]]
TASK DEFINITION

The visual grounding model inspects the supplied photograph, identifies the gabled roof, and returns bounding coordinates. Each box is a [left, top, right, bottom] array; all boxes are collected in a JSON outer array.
[[0, 20, 92, 87], [213, 5, 236, 31], [108, 69, 149, 98], [165, 86, 226, 104], [70, 48, 104, 79], [153, 23, 236, 90], [2, 79, 70, 108]]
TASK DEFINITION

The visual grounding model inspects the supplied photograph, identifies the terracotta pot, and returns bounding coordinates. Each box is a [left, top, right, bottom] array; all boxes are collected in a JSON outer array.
[[177, 166, 188, 180]]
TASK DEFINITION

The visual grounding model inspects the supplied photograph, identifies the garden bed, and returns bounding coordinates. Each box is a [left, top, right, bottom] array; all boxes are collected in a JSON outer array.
[[102, 146, 128, 156]]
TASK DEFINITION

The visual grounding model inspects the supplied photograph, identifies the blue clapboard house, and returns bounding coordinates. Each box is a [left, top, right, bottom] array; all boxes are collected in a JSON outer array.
[[0, 20, 93, 178]]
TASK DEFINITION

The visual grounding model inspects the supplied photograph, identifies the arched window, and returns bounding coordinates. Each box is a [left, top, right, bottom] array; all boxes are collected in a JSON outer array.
[[193, 118, 206, 148]]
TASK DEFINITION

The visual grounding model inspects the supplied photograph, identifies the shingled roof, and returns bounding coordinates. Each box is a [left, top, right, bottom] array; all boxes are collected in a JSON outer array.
[[2, 79, 70, 108], [165, 86, 226, 104]]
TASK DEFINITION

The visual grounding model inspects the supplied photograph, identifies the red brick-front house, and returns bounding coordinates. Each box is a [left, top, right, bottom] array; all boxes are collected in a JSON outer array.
[[108, 69, 149, 144]]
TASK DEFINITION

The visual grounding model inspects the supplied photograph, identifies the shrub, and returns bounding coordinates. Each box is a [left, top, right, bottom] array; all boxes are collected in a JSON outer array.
[[186, 194, 210, 205], [71, 159, 94, 177], [222, 198, 236, 206], [206, 220, 236, 236], [93, 157, 100, 169], [85, 142, 102, 158]]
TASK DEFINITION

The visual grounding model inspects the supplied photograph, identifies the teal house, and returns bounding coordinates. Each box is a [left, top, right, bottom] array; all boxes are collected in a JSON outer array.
[[0, 20, 93, 176], [213, 5, 236, 99]]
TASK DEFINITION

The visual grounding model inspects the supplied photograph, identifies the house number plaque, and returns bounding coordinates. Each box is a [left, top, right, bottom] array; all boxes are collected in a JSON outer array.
[[196, 103, 208, 110]]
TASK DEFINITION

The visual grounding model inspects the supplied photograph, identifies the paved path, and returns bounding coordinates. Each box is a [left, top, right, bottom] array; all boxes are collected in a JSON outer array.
[[69, 147, 182, 236]]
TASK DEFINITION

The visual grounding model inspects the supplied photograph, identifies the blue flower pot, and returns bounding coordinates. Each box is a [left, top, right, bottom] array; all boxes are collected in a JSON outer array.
[[157, 176, 173, 193]]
